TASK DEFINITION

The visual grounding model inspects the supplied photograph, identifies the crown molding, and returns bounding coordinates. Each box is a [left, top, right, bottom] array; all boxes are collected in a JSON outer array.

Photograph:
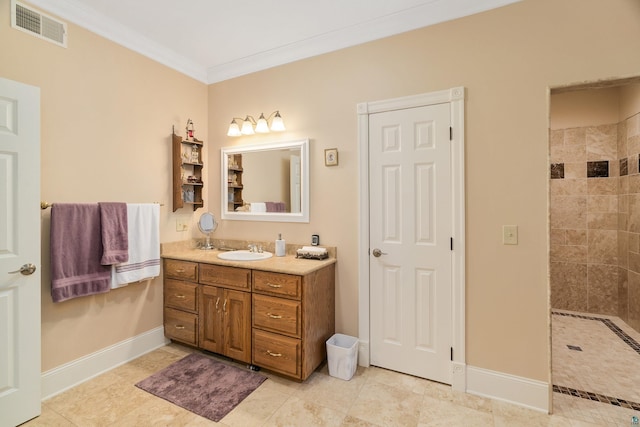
[[206, 0, 520, 83], [25, 0, 208, 83], [25, 0, 519, 85]]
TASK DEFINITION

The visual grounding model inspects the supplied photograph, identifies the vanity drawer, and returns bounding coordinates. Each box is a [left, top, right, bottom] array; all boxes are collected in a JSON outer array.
[[253, 271, 301, 299], [253, 294, 301, 338], [164, 307, 198, 346], [164, 259, 198, 282], [199, 264, 251, 290], [164, 279, 198, 312], [253, 329, 301, 379]]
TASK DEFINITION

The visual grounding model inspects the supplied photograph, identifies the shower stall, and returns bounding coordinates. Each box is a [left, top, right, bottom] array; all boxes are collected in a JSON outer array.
[[549, 80, 640, 425]]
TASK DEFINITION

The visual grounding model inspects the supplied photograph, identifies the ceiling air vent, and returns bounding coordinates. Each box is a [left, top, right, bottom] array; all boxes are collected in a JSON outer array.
[[11, 1, 67, 48]]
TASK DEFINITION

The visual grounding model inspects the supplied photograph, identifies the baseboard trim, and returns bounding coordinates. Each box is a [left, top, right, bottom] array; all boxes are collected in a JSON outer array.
[[466, 365, 550, 413], [41, 326, 169, 400]]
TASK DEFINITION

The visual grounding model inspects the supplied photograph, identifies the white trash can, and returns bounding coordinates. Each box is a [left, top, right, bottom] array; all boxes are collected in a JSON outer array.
[[326, 334, 359, 380]]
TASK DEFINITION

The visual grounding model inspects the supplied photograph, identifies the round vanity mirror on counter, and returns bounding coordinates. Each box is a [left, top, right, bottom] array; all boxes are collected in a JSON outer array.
[[198, 212, 217, 250]]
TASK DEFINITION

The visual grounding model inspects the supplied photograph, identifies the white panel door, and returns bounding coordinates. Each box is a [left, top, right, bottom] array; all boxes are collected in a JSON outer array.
[[0, 78, 41, 426], [369, 103, 452, 384]]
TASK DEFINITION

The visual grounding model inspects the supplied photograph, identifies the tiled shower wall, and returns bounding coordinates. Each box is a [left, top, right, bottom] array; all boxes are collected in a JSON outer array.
[[550, 114, 640, 333]]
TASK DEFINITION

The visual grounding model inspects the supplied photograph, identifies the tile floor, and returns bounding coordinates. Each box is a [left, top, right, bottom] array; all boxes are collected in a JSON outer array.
[[552, 310, 640, 427], [21, 339, 614, 427]]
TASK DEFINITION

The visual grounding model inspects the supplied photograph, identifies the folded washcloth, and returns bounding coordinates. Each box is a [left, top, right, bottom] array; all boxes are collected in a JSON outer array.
[[250, 202, 266, 212], [99, 202, 129, 265], [300, 246, 327, 254], [50, 203, 112, 302], [296, 246, 329, 260], [111, 203, 160, 288]]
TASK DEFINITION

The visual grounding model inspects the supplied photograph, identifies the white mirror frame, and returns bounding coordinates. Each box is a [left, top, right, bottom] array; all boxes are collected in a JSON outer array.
[[220, 138, 310, 223]]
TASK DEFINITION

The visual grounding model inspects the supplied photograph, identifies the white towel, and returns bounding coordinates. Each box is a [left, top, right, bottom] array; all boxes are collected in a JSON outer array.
[[301, 246, 327, 254], [111, 203, 160, 288], [250, 202, 266, 212]]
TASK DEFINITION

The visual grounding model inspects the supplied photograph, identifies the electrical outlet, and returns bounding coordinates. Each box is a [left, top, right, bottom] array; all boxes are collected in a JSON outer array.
[[503, 225, 518, 245], [176, 218, 189, 232]]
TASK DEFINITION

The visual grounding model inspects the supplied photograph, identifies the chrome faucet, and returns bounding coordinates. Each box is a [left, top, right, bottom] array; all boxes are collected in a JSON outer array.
[[248, 244, 263, 253]]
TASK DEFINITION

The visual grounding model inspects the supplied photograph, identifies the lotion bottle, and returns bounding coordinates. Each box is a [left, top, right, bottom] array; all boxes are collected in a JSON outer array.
[[275, 233, 285, 257]]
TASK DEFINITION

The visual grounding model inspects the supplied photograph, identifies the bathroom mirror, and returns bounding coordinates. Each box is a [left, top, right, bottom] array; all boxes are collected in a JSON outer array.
[[198, 212, 217, 250], [221, 139, 309, 222]]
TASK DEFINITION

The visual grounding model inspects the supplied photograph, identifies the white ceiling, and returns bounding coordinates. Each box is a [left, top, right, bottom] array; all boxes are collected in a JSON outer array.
[[26, 0, 520, 84]]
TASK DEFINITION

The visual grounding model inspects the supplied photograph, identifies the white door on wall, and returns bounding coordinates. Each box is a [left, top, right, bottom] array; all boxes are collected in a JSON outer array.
[[0, 77, 41, 426], [369, 103, 453, 384]]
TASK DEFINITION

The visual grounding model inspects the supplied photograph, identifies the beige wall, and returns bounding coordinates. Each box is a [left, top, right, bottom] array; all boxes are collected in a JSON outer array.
[[621, 84, 640, 120], [550, 88, 621, 130], [3, 0, 640, 383], [208, 0, 640, 381], [1, 0, 208, 371]]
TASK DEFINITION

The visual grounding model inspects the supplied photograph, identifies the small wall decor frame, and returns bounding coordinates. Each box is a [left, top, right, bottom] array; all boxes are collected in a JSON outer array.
[[324, 148, 338, 166]]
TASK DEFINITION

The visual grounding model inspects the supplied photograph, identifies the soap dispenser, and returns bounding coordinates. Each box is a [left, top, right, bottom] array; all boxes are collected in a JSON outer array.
[[275, 234, 285, 257]]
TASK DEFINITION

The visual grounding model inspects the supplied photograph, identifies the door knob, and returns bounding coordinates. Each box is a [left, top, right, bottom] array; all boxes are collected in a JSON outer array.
[[8, 263, 37, 275], [372, 248, 387, 257]]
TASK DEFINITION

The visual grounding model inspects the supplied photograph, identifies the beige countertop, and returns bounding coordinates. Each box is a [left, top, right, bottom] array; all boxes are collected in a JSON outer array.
[[161, 240, 336, 276]]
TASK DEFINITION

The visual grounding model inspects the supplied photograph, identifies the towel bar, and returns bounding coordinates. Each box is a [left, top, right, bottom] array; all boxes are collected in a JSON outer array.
[[41, 201, 164, 210]]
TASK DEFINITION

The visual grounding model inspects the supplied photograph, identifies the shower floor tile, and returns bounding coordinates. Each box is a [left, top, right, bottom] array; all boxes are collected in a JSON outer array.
[[552, 310, 640, 426]]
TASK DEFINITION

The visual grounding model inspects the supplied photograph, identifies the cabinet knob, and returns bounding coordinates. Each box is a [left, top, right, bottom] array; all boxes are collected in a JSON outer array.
[[267, 313, 282, 319], [266, 350, 282, 357], [174, 325, 185, 330], [267, 283, 282, 288], [175, 268, 185, 273], [175, 294, 186, 299]]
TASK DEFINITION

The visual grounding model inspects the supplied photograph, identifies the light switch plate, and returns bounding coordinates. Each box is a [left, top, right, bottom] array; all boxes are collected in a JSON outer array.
[[503, 225, 518, 245]]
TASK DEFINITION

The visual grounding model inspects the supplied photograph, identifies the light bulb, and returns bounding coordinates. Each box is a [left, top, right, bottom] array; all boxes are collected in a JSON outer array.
[[270, 111, 285, 131], [227, 119, 241, 137], [255, 113, 269, 133], [241, 117, 255, 135]]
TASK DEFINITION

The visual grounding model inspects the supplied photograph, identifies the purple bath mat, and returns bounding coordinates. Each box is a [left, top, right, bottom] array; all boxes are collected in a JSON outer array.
[[135, 353, 266, 422]]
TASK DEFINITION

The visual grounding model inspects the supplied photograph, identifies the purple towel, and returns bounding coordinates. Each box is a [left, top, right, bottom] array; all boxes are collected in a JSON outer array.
[[98, 202, 129, 265], [50, 203, 112, 303]]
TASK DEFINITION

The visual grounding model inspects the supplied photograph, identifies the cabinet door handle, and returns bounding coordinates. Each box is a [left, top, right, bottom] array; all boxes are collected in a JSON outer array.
[[174, 325, 185, 330], [215, 297, 220, 311], [267, 283, 282, 288], [175, 268, 185, 273], [223, 299, 227, 313], [267, 313, 282, 319], [266, 350, 282, 357], [175, 294, 186, 299]]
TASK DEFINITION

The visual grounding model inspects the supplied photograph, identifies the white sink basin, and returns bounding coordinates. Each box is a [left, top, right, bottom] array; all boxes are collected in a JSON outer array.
[[217, 250, 273, 261]]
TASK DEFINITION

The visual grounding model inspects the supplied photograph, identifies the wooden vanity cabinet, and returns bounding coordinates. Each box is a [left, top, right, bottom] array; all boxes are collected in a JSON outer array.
[[199, 264, 252, 363], [163, 257, 335, 380], [252, 265, 335, 381], [163, 260, 199, 346]]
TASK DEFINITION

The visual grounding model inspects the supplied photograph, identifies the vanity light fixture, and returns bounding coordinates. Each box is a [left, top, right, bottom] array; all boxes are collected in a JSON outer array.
[[227, 111, 285, 137]]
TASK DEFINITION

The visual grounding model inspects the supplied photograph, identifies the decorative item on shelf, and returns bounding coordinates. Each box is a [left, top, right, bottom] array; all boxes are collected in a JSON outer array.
[[183, 189, 195, 203], [190, 144, 199, 163], [227, 111, 285, 137], [185, 119, 195, 141], [187, 175, 200, 183]]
